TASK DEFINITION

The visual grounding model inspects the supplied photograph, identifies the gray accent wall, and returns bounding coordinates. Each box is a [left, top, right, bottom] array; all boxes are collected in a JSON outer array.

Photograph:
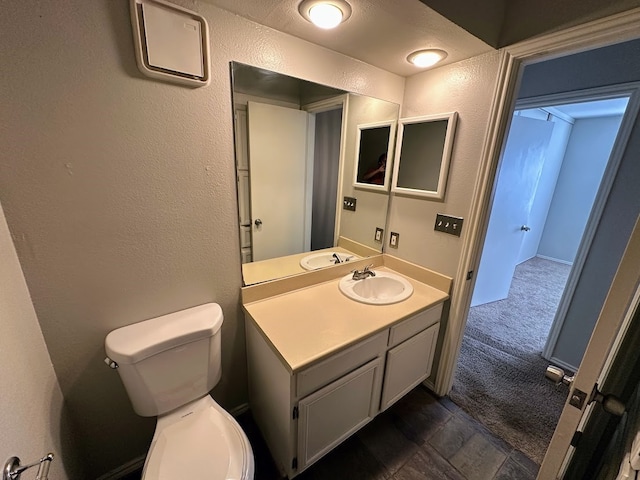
[[538, 115, 623, 263]]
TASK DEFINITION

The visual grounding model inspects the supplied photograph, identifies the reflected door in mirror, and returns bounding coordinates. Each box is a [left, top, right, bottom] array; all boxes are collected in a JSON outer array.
[[248, 101, 313, 261]]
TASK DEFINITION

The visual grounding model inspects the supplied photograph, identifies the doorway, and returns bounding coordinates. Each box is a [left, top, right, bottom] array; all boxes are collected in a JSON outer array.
[[451, 94, 632, 464]]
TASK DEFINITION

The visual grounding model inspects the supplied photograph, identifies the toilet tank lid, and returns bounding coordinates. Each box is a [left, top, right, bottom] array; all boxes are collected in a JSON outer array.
[[105, 303, 223, 364]]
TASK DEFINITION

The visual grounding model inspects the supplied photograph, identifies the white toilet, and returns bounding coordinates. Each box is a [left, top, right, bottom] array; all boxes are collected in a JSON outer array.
[[105, 303, 254, 480]]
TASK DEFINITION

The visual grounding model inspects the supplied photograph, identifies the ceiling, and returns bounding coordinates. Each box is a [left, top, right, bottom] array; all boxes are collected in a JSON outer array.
[[204, 0, 494, 77], [204, 0, 640, 77], [552, 98, 630, 119]]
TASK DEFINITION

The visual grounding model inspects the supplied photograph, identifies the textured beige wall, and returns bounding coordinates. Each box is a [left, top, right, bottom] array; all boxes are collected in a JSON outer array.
[[0, 202, 81, 479], [388, 52, 501, 389], [388, 51, 502, 279], [0, 1, 403, 477]]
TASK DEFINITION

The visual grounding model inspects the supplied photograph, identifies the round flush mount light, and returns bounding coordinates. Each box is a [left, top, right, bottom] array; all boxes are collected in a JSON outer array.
[[298, 0, 352, 29], [407, 49, 448, 68]]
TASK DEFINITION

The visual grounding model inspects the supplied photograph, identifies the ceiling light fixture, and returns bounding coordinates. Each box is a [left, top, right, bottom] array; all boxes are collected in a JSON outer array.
[[298, 0, 352, 29], [407, 49, 448, 68]]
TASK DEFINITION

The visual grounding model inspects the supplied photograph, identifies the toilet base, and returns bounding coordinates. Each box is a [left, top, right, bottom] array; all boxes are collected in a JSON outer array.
[[141, 395, 254, 479]]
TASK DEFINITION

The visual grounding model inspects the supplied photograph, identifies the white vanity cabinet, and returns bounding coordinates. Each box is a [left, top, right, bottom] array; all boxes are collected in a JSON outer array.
[[245, 302, 443, 478]]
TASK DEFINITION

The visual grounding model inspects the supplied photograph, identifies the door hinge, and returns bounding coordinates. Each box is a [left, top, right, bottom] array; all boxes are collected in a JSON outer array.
[[292, 457, 298, 469], [292, 406, 299, 419], [466, 270, 474, 280], [570, 430, 583, 447]]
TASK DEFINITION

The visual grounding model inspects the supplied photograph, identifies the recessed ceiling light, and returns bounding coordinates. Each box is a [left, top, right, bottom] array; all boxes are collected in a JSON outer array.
[[298, 0, 352, 29], [407, 49, 448, 68]]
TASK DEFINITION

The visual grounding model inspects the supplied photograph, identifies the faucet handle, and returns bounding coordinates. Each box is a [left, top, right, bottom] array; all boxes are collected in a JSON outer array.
[[350, 264, 372, 274]]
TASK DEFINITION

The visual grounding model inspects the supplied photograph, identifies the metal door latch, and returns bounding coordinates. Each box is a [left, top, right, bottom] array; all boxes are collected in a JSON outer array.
[[545, 365, 625, 416]]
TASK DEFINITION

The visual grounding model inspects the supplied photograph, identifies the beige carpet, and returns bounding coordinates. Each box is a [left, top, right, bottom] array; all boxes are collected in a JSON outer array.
[[450, 256, 571, 464]]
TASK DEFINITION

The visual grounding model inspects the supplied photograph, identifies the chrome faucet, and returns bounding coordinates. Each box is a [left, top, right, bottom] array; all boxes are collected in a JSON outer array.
[[333, 253, 355, 264], [351, 265, 376, 280]]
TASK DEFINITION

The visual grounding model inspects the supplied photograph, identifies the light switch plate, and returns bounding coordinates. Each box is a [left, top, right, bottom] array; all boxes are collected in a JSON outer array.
[[375, 227, 384, 243], [343, 196, 357, 211], [434, 214, 464, 236]]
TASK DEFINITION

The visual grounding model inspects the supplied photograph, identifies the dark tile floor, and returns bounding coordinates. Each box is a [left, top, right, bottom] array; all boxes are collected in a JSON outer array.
[[123, 386, 540, 480], [238, 386, 540, 480]]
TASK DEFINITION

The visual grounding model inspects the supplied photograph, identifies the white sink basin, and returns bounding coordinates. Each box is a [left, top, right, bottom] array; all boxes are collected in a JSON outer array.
[[300, 251, 359, 271], [338, 270, 413, 305]]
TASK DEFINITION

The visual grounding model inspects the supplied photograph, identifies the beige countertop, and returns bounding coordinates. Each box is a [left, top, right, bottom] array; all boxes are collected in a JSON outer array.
[[243, 262, 450, 372]]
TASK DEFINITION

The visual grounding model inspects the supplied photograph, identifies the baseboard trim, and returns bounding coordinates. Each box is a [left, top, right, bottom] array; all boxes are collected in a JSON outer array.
[[536, 254, 573, 266], [229, 402, 250, 416], [96, 455, 146, 480], [548, 355, 578, 374]]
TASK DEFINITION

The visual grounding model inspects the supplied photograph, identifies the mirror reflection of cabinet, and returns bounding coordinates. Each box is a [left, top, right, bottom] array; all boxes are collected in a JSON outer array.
[[353, 121, 396, 191], [391, 112, 457, 200]]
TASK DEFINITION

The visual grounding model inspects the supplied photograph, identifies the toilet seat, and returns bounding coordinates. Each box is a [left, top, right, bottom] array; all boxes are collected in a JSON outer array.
[[142, 396, 254, 480]]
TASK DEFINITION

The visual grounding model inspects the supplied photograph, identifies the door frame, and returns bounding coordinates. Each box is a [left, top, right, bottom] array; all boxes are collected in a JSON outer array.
[[511, 85, 640, 372], [436, 7, 640, 396]]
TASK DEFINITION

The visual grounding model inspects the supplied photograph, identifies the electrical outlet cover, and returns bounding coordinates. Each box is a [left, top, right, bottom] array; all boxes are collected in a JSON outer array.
[[390, 232, 399, 248]]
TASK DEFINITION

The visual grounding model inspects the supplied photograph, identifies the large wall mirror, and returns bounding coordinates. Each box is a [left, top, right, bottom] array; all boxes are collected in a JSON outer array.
[[391, 112, 457, 200], [231, 62, 399, 285]]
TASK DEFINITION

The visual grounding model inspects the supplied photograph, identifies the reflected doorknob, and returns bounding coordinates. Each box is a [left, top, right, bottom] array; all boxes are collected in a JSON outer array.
[[521, 225, 531, 232], [254, 218, 262, 227]]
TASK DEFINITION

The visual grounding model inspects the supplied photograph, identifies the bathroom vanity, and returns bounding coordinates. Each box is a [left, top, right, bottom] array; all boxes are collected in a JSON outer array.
[[242, 256, 450, 478]]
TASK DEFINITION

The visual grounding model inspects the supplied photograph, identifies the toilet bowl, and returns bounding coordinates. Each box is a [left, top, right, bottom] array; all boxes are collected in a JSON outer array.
[[105, 303, 254, 480], [142, 395, 253, 479]]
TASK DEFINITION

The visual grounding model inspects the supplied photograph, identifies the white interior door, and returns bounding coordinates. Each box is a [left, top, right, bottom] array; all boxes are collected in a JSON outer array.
[[248, 101, 312, 261], [472, 115, 554, 306], [539, 216, 640, 478]]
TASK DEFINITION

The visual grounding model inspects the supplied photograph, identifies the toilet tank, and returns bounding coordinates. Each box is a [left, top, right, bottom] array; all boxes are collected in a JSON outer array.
[[105, 303, 223, 417]]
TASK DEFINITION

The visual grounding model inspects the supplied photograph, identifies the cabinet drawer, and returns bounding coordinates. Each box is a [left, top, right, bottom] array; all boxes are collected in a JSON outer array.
[[388, 303, 442, 348], [296, 330, 387, 398], [380, 322, 440, 411]]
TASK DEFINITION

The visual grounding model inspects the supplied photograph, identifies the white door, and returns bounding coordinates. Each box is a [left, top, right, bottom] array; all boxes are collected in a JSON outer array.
[[538, 216, 640, 478], [247, 101, 313, 262], [472, 115, 554, 306]]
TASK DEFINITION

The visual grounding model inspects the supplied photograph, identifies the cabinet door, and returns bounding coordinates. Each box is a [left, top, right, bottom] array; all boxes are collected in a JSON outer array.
[[380, 323, 439, 411], [297, 357, 383, 471]]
